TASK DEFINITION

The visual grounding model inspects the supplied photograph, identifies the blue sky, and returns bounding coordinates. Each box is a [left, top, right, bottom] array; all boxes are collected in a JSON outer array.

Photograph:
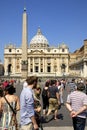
[[0, 0, 87, 63]]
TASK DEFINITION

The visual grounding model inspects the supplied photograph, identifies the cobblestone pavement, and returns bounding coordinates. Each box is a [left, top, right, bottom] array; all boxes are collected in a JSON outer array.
[[43, 126, 87, 130]]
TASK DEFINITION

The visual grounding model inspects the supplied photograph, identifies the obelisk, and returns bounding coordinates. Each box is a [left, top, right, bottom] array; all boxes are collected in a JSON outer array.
[[21, 8, 28, 78]]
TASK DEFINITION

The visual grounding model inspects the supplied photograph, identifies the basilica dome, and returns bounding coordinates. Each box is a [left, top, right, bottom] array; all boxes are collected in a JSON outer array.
[[30, 28, 49, 48]]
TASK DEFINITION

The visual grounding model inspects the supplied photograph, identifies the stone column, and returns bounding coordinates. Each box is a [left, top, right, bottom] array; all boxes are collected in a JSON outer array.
[[28, 58, 30, 74], [12, 58, 16, 74], [43, 58, 44, 72], [39, 58, 40, 73], [4, 58, 8, 75], [84, 61, 87, 77], [44, 58, 46, 73], [33, 58, 34, 72]]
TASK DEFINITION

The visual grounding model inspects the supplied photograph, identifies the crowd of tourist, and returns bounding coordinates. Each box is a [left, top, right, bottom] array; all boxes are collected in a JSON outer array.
[[0, 77, 87, 130]]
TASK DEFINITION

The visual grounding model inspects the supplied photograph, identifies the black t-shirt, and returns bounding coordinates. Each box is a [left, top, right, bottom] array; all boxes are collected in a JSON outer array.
[[48, 86, 59, 99]]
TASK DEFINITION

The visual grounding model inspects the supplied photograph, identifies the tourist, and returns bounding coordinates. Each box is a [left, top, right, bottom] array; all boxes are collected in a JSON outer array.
[[42, 81, 49, 115], [66, 82, 87, 130], [34, 85, 43, 129], [0, 87, 3, 122], [0, 84, 20, 130], [57, 80, 64, 106], [85, 79, 87, 95], [67, 78, 77, 94], [20, 76, 39, 130], [46, 80, 60, 120]]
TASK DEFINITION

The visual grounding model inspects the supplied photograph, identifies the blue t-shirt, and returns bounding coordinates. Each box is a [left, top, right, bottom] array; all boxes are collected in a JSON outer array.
[[20, 87, 34, 126]]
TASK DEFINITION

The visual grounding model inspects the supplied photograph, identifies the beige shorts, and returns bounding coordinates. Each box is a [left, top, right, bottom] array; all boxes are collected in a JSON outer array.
[[21, 123, 33, 130], [49, 98, 58, 110]]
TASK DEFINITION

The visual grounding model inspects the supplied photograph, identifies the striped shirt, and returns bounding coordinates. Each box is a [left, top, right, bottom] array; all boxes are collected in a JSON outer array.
[[66, 91, 87, 118]]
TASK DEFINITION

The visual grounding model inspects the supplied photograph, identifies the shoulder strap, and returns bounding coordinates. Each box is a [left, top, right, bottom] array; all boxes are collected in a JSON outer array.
[[4, 96, 16, 115]]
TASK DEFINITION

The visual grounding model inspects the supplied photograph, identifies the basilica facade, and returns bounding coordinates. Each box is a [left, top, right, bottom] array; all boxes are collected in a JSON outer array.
[[4, 8, 87, 78]]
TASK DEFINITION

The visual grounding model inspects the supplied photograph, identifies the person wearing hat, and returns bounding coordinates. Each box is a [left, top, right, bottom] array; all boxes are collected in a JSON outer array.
[[66, 82, 87, 130], [0, 84, 20, 130]]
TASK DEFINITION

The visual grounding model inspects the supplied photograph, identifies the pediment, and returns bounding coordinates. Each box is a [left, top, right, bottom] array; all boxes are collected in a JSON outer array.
[[30, 50, 45, 55]]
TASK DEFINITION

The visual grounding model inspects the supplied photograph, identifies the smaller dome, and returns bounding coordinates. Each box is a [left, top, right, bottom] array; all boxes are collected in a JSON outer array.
[[59, 43, 68, 49], [30, 28, 49, 45]]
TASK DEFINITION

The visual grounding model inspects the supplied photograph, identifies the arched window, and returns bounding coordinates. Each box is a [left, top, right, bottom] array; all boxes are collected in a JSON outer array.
[[8, 64, 12, 73]]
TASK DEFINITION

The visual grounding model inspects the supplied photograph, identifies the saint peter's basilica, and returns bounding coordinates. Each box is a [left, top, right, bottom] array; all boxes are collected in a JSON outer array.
[[3, 8, 87, 78]]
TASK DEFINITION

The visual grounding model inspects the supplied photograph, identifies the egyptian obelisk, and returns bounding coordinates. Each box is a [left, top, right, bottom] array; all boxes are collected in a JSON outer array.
[[21, 8, 28, 78]]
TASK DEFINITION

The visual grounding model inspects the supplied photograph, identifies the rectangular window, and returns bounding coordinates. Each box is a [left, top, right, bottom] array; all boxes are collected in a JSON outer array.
[[30, 68, 33, 72], [41, 68, 43, 72], [62, 49, 65, 52], [35, 66, 38, 72], [9, 49, 12, 52], [47, 66, 51, 72]]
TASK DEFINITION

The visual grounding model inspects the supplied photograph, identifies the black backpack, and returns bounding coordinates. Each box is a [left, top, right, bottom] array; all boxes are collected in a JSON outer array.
[[42, 88, 48, 98]]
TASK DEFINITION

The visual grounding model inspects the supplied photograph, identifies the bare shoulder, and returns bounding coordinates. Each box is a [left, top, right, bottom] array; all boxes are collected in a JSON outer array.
[[13, 95, 19, 101], [0, 97, 5, 103], [6, 95, 19, 102]]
